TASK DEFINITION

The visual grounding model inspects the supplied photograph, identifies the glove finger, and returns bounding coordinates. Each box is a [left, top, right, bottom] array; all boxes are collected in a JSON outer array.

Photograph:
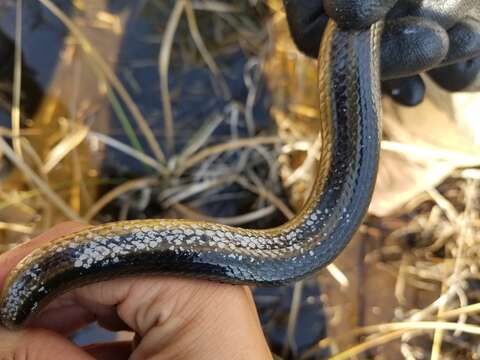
[[324, 0, 397, 29], [442, 17, 480, 65], [382, 75, 425, 106], [283, 0, 328, 58], [428, 56, 480, 92], [381, 17, 449, 79], [389, 0, 478, 30]]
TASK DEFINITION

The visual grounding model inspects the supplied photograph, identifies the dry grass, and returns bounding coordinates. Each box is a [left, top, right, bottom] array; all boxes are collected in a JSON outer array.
[[0, 0, 282, 240], [1, 1, 480, 359], [265, 1, 480, 358]]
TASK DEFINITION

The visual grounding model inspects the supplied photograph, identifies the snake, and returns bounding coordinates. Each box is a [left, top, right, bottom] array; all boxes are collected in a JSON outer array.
[[0, 19, 383, 329]]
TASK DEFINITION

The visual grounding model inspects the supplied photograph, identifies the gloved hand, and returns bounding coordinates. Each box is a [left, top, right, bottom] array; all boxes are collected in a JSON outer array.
[[283, 0, 480, 106]]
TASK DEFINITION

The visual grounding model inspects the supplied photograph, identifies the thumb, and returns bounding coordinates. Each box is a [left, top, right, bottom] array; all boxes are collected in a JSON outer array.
[[0, 327, 92, 360]]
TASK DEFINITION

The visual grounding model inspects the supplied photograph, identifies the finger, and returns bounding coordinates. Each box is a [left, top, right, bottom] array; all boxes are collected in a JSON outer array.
[[30, 292, 130, 334], [0, 327, 93, 360], [283, 0, 328, 58], [83, 341, 132, 360], [428, 56, 480, 92], [67, 279, 269, 360], [0, 222, 89, 288], [324, 0, 397, 29], [30, 304, 95, 335], [442, 18, 480, 65], [381, 17, 449, 79], [390, 0, 478, 30], [382, 75, 425, 106], [96, 310, 131, 332]]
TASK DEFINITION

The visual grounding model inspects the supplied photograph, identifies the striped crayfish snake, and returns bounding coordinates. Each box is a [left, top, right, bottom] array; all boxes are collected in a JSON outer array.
[[0, 19, 383, 329]]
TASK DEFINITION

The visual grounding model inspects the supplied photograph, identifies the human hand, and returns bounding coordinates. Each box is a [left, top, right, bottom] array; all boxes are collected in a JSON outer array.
[[283, 0, 480, 106], [0, 223, 273, 360]]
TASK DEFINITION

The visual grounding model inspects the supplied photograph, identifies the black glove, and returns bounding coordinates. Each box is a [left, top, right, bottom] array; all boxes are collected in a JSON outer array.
[[283, 0, 480, 106], [428, 57, 480, 92], [386, 0, 480, 100]]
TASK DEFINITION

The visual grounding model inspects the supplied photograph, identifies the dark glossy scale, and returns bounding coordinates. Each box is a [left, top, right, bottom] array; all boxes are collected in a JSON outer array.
[[0, 20, 383, 329]]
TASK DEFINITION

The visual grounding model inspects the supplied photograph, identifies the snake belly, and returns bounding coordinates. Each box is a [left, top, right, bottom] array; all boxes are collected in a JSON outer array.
[[0, 20, 383, 329]]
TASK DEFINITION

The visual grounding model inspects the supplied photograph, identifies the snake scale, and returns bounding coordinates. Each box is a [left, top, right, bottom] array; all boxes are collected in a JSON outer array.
[[0, 19, 383, 329]]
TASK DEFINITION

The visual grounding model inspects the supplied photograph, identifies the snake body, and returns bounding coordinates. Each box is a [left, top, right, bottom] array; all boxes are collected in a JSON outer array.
[[0, 20, 383, 329]]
